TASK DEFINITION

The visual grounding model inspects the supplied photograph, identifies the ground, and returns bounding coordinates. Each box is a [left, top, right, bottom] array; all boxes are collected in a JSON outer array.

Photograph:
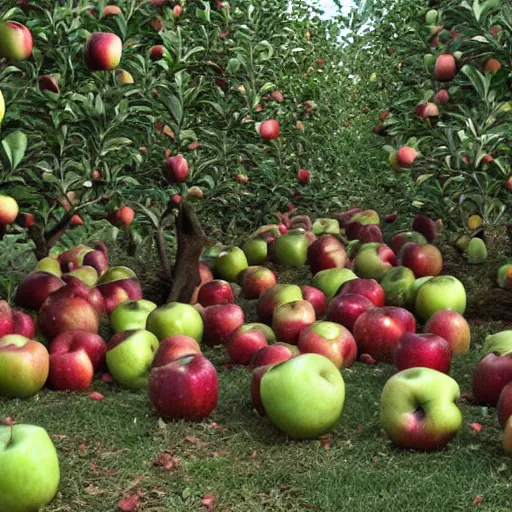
[[1, 232, 512, 511]]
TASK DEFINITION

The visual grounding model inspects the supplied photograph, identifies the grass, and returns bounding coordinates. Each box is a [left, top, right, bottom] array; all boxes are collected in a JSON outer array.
[[2, 235, 512, 511]]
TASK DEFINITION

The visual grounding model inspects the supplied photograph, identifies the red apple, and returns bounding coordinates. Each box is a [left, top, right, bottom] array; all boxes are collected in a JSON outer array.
[[307, 235, 348, 275], [0, 300, 13, 338], [197, 279, 234, 307], [326, 293, 375, 332], [473, 353, 512, 406], [337, 278, 386, 307], [14, 272, 65, 311], [400, 243, 443, 277], [49, 331, 106, 371], [148, 354, 218, 420], [396, 147, 418, 167], [394, 332, 451, 373], [61, 276, 106, 316], [257, 284, 303, 325], [249, 342, 299, 370], [297, 321, 357, 369], [497, 381, 512, 429], [434, 54, 457, 81], [149, 44, 165, 60], [433, 89, 449, 103], [84, 32, 122, 71], [190, 262, 214, 305], [353, 307, 416, 364], [423, 310, 470, 355], [390, 231, 427, 254], [225, 326, 268, 365], [271, 300, 316, 345], [163, 155, 189, 183], [259, 119, 280, 140], [0, 21, 33, 61], [298, 169, 310, 184], [300, 285, 327, 318], [241, 266, 278, 299], [202, 304, 245, 346], [251, 364, 272, 416], [107, 206, 134, 228], [412, 214, 439, 243], [12, 310, 36, 339], [151, 335, 201, 367]]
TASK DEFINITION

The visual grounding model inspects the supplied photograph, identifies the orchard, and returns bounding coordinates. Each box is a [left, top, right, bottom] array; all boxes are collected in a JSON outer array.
[[1, 0, 512, 510]]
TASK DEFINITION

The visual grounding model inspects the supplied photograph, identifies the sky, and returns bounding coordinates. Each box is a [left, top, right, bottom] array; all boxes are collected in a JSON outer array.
[[318, 0, 355, 18]]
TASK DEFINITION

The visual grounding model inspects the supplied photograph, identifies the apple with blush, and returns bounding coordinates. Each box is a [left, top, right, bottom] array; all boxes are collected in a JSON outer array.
[[311, 268, 358, 301], [84, 31, 122, 71], [251, 364, 272, 415], [197, 279, 234, 307], [12, 310, 36, 339], [297, 321, 357, 368], [241, 266, 277, 299], [497, 381, 512, 429], [390, 231, 427, 254], [0, 300, 13, 338], [95, 266, 143, 314], [400, 243, 443, 277], [300, 285, 327, 317], [257, 284, 303, 325], [272, 300, 316, 345], [394, 332, 451, 373], [423, 310, 470, 355], [354, 243, 397, 280], [337, 278, 385, 307], [307, 234, 348, 275], [249, 342, 299, 370], [151, 335, 201, 367], [202, 304, 245, 346], [225, 326, 268, 365], [326, 293, 375, 332], [148, 353, 218, 420], [14, 271, 65, 311]]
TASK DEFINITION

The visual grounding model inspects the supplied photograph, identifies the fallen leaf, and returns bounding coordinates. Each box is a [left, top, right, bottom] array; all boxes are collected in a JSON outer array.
[[188, 141, 201, 150], [118, 494, 139, 511], [153, 452, 180, 472], [470, 423, 484, 433], [89, 392, 104, 401], [101, 373, 113, 383], [79, 443, 87, 452], [211, 451, 231, 458], [208, 422, 227, 432], [250, 451, 257, 458], [473, 495, 483, 505], [184, 435, 207, 446], [360, 353, 377, 365], [460, 392, 474, 402], [201, 493, 215, 511], [319, 435, 332, 450]]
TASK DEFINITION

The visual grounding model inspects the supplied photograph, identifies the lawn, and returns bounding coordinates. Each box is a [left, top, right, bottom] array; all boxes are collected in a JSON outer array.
[[2, 239, 512, 512]]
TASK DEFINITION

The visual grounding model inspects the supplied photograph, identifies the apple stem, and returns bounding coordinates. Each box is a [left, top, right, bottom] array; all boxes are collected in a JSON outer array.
[[7, 425, 14, 447]]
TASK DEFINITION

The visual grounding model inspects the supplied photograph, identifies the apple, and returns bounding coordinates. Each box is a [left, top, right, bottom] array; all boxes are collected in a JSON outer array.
[[379, 266, 416, 307], [484, 58, 501, 74], [242, 238, 268, 265], [0, 424, 60, 512], [394, 333, 451, 373], [307, 234, 348, 275], [337, 278, 386, 307], [197, 279, 234, 307], [297, 321, 357, 369], [271, 233, 308, 266], [300, 285, 327, 317], [110, 299, 157, 332], [423, 310, 470, 355], [380, 367, 462, 450], [251, 365, 272, 416], [497, 381, 512, 429], [0, 300, 13, 338], [353, 307, 416, 363], [237, 323, 276, 345], [259, 119, 280, 140], [151, 335, 201, 367], [415, 101, 439, 118], [345, 210, 380, 241], [0, 335, 49, 398], [12, 310, 36, 339], [84, 32, 122, 71], [60, 276, 106, 316], [67, 265, 99, 287], [149, 354, 218, 420], [326, 293, 375, 332], [260, 354, 345, 439], [414, 276, 466, 321], [14, 271, 65, 311], [412, 214, 439, 243], [0, 21, 33, 61], [147, 302, 204, 341], [472, 331, 512, 405], [104, 5, 122, 15], [249, 342, 299, 370], [434, 54, 457, 81], [225, 326, 268, 365], [396, 146, 418, 167], [213, 247, 249, 282], [47, 331, 107, 391], [106, 330, 159, 389], [504, 416, 512, 454], [354, 243, 397, 280], [149, 44, 165, 60], [390, 231, 427, 254], [400, 243, 443, 277], [497, 264, 512, 290], [107, 206, 135, 228], [272, 300, 316, 345], [241, 266, 277, 299], [257, 284, 303, 325], [311, 268, 358, 301], [163, 155, 189, 183], [433, 89, 449, 103], [95, 266, 143, 314], [297, 169, 310, 184], [34, 257, 62, 277], [312, 219, 339, 235], [38, 284, 100, 340], [190, 262, 215, 304], [202, 304, 245, 346]]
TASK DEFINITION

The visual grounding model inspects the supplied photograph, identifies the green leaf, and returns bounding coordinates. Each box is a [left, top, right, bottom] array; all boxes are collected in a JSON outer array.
[[2, 131, 27, 170]]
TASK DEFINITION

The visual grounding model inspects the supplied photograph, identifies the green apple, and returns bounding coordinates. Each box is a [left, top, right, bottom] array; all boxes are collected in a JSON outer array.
[[147, 302, 204, 341], [311, 268, 357, 300], [354, 243, 397, 280], [272, 233, 309, 266], [34, 257, 62, 277], [200, 244, 228, 269], [260, 353, 345, 439], [424, 53, 436, 71], [257, 284, 303, 324], [414, 275, 466, 322], [312, 218, 340, 235], [110, 299, 157, 332], [97, 265, 136, 284], [213, 246, 249, 282], [409, 276, 434, 305], [68, 265, 99, 286], [0, 424, 60, 512], [425, 9, 439, 25], [380, 367, 462, 450], [380, 266, 416, 307], [242, 238, 268, 265], [106, 329, 159, 389]]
